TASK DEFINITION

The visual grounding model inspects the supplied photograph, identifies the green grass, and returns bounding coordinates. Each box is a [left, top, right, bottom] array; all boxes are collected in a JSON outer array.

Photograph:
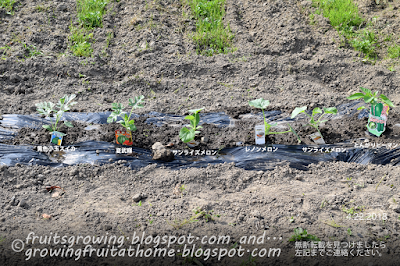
[[388, 44, 400, 59], [69, 0, 109, 57], [0, 0, 15, 13], [77, 0, 109, 28], [186, 0, 235, 56], [69, 25, 93, 57], [21, 42, 42, 58], [312, 0, 363, 32], [350, 30, 378, 60]]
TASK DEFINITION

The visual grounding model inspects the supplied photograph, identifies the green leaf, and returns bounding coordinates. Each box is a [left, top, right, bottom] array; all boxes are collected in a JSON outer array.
[[270, 122, 278, 127], [112, 103, 124, 111], [319, 119, 328, 123], [373, 91, 379, 97], [184, 115, 195, 120], [193, 113, 200, 127], [360, 87, 372, 95], [312, 107, 322, 115], [123, 113, 129, 122], [357, 106, 366, 110], [323, 107, 338, 114], [107, 111, 121, 123], [291, 106, 307, 118], [129, 95, 145, 109], [249, 98, 270, 110], [196, 126, 203, 129], [363, 96, 373, 103], [347, 93, 365, 100], [127, 124, 137, 132], [36, 102, 55, 117], [64, 121, 73, 127], [379, 94, 395, 107], [42, 125, 52, 131], [188, 107, 204, 114], [179, 127, 195, 143], [107, 116, 115, 123]]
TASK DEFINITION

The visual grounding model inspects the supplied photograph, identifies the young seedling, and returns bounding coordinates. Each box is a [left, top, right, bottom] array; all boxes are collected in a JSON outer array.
[[347, 228, 352, 236], [291, 106, 338, 142], [179, 108, 204, 143], [249, 98, 301, 143], [288, 227, 320, 242], [107, 95, 145, 144], [35, 94, 77, 137], [347, 87, 395, 136]]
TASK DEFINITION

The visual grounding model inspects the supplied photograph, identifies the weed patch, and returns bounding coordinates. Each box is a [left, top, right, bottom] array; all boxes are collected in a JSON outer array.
[[350, 30, 378, 60], [77, 0, 109, 28], [186, 0, 234, 56], [69, 0, 109, 57], [69, 26, 94, 57], [387, 44, 400, 59], [21, 42, 42, 58], [312, 0, 363, 31], [0, 0, 15, 14], [289, 228, 320, 241]]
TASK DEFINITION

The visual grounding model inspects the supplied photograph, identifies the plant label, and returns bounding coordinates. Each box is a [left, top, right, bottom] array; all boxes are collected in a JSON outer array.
[[309, 132, 325, 144], [255, 125, 265, 145], [50, 131, 63, 146], [115, 129, 133, 146], [187, 139, 199, 148], [367, 103, 389, 137]]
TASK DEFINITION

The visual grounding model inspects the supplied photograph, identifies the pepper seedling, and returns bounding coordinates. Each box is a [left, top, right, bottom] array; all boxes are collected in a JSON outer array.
[[291, 106, 338, 143], [249, 98, 301, 143], [347, 87, 394, 136], [35, 94, 77, 137], [179, 108, 204, 143], [107, 95, 145, 145]]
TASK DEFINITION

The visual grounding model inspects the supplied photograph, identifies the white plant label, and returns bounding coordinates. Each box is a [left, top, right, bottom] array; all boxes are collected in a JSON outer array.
[[309, 132, 325, 144], [255, 125, 265, 145]]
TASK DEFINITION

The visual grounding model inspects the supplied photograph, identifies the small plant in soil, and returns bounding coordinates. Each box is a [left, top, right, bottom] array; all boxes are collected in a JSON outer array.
[[35, 94, 77, 137], [249, 98, 301, 143], [107, 95, 145, 144], [193, 207, 219, 222], [77, 0, 109, 28], [291, 106, 338, 142], [347, 87, 394, 136], [179, 108, 204, 143], [240, 254, 257, 266], [289, 228, 320, 242], [347, 228, 352, 236], [0, 0, 15, 14]]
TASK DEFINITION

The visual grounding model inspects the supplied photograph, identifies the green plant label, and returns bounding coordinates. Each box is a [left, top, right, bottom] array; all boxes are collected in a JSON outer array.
[[367, 104, 389, 137], [50, 131, 64, 146], [255, 125, 265, 145], [309, 132, 325, 144]]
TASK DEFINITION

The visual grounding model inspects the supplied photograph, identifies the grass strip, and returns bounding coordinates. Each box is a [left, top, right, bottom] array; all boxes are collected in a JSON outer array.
[[0, 0, 16, 14], [186, 0, 235, 56], [70, 0, 109, 57], [77, 0, 109, 28], [69, 26, 94, 57], [311, 0, 381, 61]]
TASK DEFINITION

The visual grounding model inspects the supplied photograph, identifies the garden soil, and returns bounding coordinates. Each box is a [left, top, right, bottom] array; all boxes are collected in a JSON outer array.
[[1, 0, 400, 265]]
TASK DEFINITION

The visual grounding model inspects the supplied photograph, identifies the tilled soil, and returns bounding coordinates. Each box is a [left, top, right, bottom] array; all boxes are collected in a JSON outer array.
[[0, 0, 400, 116], [1, 162, 400, 266]]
